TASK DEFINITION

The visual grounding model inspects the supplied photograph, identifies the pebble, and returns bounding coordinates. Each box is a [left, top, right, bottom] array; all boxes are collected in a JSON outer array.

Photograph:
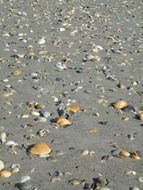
[[15, 183, 32, 190], [130, 187, 140, 190], [138, 111, 143, 121], [97, 188, 111, 190], [80, 149, 89, 156], [0, 132, 7, 143], [31, 111, 40, 117], [126, 171, 137, 176], [0, 160, 5, 171], [89, 128, 97, 134]]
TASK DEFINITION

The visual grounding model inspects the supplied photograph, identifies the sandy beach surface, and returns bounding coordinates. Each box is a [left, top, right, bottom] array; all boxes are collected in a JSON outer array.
[[0, 0, 143, 190]]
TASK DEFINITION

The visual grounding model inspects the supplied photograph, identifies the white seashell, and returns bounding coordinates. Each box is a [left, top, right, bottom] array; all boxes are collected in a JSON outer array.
[[20, 175, 31, 183], [0, 160, 5, 171], [31, 111, 40, 117], [56, 62, 66, 70], [6, 141, 18, 147], [0, 132, 7, 143], [38, 37, 46, 45], [11, 164, 20, 173], [21, 114, 29, 118]]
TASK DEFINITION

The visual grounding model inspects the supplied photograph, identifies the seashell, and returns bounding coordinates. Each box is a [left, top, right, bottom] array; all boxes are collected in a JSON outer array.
[[89, 128, 97, 134], [11, 69, 22, 76], [112, 100, 128, 110], [65, 105, 80, 113], [0, 170, 12, 178], [54, 116, 71, 127], [130, 152, 141, 160], [138, 111, 143, 121], [11, 164, 20, 173], [6, 141, 18, 147], [80, 149, 89, 156], [0, 132, 7, 143], [20, 175, 31, 183], [29, 142, 51, 156], [31, 111, 40, 117], [38, 37, 46, 45], [126, 170, 137, 175], [119, 150, 130, 157], [69, 178, 81, 185], [0, 160, 4, 171]]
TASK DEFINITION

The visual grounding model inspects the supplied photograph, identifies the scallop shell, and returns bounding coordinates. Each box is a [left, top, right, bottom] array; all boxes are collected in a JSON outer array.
[[113, 100, 128, 109], [54, 116, 71, 127], [29, 142, 51, 156]]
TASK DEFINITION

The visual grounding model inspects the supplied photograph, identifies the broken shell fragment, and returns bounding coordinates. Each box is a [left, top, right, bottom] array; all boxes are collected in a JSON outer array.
[[65, 105, 80, 113], [112, 100, 128, 110], [130, 152, 141, 160], [29, 142, 52, 156], [0, 170, 12, 178], [80, 149, 89, 156], [119, 150, 130, 157], [69, 178, 81, 185], [138, 111, 143, 121], [0, 160, 5, 171], [54, 116, 71, 127]]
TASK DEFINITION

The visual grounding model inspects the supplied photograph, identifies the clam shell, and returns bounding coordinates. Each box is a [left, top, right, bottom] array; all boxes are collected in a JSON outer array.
[[119, 150, 130, 157], [54, 116, 71, 127], [0, 170, 12, 178], [29, 142, 51, 155], [113, 100, 128, 109]]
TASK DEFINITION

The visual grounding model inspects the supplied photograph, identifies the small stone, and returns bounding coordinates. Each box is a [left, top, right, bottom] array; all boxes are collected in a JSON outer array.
[[97, 187, 111, 190], [0, 132, 7, 143], [0, 160, 5, 171], [38, 37, 46, 45], [130, 187, 140, 190], [31, 111, 40, 117], [138, 111, 143, 121], [69, 178, 81, 185], [112, 100, 128, 110], [15, 182, 32, 190]]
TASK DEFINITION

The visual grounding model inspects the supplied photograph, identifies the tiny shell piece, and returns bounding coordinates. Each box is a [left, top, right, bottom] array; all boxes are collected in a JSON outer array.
[[69, 178, 81, 185], [54, 116, 71, 127], [0, 160, 4, 171], [119, 150, 130, 157], [89, 128, 97, 134], [113, 100, 128, 110], [0, 170, 12, 178], [80, 149, 89, 156], [29, 142, 51, 156], [65, 105, 80, 113]]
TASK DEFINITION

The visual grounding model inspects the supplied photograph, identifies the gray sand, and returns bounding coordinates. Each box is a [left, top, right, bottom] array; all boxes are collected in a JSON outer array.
[[0, 0, 143, 190]]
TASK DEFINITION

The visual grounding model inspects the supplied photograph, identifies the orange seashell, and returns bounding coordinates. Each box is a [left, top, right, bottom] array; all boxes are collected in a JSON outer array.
[[130, 152, 141, 160], [89, 128, 97, 134], [54, 116, 71, 127], [113, 100, 128, 110], [0, 170, 12, 178], [119, 150, 130, 157], [29, 142, 51, 155], [65, 105, 80, 113]]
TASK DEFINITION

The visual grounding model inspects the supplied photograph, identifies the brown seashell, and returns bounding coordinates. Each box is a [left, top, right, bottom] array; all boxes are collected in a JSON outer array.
[[130, 152, 141, 160], [54, 116, 71, 127], [119, 150, 130, 157], [29, 142, 51, 155], [113, 100, 128, 110], [65, 105, 80, 113], [0, 170, 12, 178]]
